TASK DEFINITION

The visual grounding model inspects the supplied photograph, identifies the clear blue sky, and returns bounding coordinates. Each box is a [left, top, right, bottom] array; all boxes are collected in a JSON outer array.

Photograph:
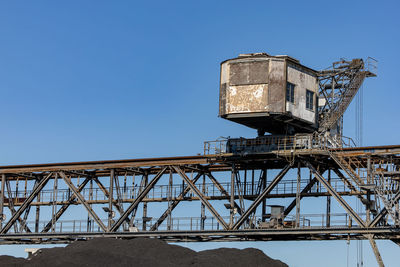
[[0, 1, 399, 266]]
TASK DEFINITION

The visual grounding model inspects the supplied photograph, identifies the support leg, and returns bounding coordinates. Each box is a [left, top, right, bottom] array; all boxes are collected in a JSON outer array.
[[296, 164, 301, 227], [0, 174, 4, 229], [326, 169, 331, 227], [368, 235, 384, 267]]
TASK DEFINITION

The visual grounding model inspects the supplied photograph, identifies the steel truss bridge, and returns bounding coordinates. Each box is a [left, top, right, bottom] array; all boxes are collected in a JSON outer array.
[[0, 136, 399, 265]]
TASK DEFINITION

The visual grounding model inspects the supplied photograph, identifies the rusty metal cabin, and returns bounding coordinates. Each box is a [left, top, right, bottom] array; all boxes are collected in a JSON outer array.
[[219, 53, 319, 135]]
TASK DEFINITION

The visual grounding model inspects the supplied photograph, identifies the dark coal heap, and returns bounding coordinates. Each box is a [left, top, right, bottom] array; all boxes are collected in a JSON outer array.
[[0, 238, 288, 267]]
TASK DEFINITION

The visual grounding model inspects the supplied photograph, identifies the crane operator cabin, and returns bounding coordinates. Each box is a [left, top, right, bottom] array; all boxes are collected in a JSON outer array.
[[219, 53, 319, 136]]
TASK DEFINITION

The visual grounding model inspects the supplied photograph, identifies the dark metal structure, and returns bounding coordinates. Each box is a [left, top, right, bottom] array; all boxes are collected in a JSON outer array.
[[0, 137, 399, 266], [0, 54, 394, 266], [219, 53, 377, 136], [317, 57, 377, 134]]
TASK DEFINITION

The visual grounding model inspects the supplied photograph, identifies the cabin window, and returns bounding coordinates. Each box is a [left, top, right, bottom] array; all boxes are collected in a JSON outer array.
[[286, 82, 295, 103], [306, 90, 314, 110]]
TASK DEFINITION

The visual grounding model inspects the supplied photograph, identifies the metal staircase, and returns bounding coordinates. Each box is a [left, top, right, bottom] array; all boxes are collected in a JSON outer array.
[[327, 146, 399, 227], [326, 145, 399, 225], [321, 135, 366, 187], [328, 150, 366, 186]]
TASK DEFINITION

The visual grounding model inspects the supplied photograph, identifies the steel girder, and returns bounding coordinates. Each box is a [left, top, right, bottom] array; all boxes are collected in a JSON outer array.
[[0, 150, 398, 252]]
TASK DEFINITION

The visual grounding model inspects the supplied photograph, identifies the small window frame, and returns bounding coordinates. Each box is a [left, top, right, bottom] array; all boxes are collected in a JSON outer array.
[[306, 89, 314, 111], [286, 82, 295, 104]]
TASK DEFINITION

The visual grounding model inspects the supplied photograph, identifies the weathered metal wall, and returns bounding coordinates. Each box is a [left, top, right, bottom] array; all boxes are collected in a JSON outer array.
[[268, 58, 286, 113], [220, 58, 269, 115], [219, 54, 319, 133], [286, 62, 318, 124]]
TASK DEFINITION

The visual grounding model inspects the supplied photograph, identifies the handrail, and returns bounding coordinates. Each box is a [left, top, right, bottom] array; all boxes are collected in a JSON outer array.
[[204, 134, 356, 155], [7, 212, 373, 233]]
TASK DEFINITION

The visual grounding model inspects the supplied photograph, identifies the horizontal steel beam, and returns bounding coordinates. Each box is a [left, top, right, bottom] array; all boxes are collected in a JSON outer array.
[[0, 227, 398, 245], [0, 144, 398, 176]]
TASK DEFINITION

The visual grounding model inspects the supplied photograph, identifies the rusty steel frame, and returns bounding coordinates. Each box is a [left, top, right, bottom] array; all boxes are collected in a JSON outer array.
[[0, 145, 398, 267]]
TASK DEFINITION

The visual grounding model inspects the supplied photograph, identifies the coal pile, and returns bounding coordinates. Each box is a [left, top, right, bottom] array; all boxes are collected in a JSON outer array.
[[0, 238, 288, 267]]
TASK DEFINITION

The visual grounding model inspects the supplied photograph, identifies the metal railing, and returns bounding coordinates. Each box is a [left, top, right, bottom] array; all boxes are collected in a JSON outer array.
[[204, 134, 356, 155], [4, 177, 354, 205], [4, 212, 372, 234], [204, 137, 228, 155], [366, 57, 378, 76]]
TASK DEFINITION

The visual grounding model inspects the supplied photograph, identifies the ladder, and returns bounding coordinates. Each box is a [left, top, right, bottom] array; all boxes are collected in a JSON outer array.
[[320, 135, 366, 186]]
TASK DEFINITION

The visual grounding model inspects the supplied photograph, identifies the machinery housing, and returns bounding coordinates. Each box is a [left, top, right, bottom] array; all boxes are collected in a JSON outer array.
[[219, 53, 319, 135]]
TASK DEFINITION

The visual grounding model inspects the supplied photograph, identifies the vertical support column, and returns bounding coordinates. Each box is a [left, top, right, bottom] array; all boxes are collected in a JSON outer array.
[[35, 185, 40, 233], [367, 156, 371, 225], [0, 174, 5, 229], [108, 169, 114, 231], [230, 164, 235, 228], [15, 179, 19, 205], [132, 174, 135, 199], [244, 169, 247, 196], [261, 169, 267, 222], [296, 163, 301, 227], [129, 174, 135, 228], [142, 173, 148, 231], [326, 169, 331, 227], [51, 173, 58, 232], [167, 170, 173, 230], [201, 174, 205, 230], [251, 170, 255, 195], [87, 178, 93, 232], [123, 173, 127, 193], [6, 180, 18, 233], [368, 235, 385, 267]]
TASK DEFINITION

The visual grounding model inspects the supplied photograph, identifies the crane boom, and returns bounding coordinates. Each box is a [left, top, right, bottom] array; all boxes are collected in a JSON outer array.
[[317, 58, 376, 134]]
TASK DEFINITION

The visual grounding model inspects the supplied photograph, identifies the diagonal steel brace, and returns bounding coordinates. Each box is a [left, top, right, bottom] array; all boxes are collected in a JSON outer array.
[[306, 162, 366, 227], [59, 172, 107, 232], [41, 177, 91, 233], [110, 167, 168, 232], [206, 172, 243, 215], [1, 173, 52, 234], [232, 164, 291, 230], [173, 166, 229, 230], [5, 180, 31, 233], [150, 172, 203, 231]]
